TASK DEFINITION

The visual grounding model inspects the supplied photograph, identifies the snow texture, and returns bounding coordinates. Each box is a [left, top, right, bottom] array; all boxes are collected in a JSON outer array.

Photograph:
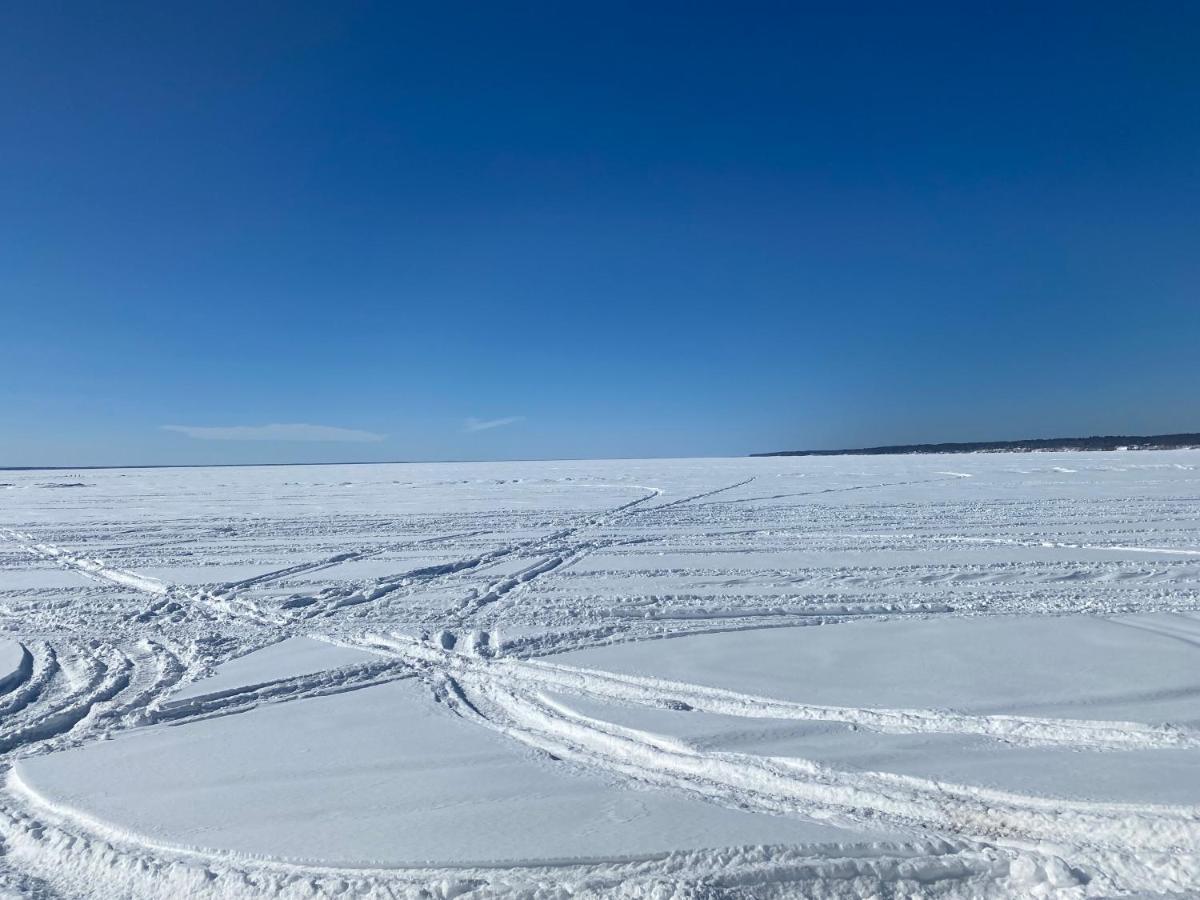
[[1, 451, 1200, 897]]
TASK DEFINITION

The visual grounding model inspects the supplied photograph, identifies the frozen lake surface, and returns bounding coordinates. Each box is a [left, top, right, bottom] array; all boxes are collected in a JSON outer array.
[[2, 452, 1200, 897]]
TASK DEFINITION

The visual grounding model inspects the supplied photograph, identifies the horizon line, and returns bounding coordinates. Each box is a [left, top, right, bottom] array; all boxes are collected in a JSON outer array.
[[5, 430, 1200, 473]]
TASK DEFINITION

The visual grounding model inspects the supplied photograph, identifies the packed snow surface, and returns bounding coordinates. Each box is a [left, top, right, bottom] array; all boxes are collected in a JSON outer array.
[[2, 452, 1200, 898], [0, 642, 27, 696], [167, 635, 376, 703], [17, 678, 884, 866]]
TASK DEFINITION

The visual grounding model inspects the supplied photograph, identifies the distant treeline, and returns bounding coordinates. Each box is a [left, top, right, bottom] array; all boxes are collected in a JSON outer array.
[[751, 433, 1200, 457]]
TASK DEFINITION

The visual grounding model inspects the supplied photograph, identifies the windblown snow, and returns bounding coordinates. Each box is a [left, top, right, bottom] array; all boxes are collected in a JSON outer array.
[[2, 452, 1200, 898]]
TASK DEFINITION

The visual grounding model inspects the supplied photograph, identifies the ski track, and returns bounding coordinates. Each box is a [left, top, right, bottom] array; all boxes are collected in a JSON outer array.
[[278, 487, 665, 620], [3, 458, 1200, 897]]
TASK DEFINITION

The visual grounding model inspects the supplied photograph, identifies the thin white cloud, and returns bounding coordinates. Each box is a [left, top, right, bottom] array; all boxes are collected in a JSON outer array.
[[162, 424, 385, 443], [463, 416, 524, 433]]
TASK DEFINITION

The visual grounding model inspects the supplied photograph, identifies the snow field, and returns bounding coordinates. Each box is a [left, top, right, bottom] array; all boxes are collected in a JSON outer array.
[[1, 452, 1199, 896]]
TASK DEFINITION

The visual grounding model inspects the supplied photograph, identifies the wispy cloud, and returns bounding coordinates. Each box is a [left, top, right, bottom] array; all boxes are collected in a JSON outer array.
[[162, 424, 385, 443], [462, 416, 524, 433]]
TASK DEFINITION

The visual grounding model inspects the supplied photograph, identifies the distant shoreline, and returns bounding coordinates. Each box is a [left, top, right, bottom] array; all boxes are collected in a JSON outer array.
[[4, 435, 1199, 471], [751, 433, 1200, 457]]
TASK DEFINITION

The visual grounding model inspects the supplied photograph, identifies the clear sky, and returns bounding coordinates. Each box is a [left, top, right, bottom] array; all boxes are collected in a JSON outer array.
[[3, 2, 1198, 466]]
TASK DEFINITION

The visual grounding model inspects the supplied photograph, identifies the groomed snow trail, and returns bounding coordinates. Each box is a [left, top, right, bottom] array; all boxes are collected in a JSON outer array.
[[2, 455, 1200, 897]]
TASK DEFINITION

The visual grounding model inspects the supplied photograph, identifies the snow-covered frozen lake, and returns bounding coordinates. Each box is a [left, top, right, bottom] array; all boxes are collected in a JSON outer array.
[[2, 452, 1200, 898]]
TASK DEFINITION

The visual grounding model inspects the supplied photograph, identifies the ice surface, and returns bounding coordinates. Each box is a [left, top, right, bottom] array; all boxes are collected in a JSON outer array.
[[547, 612, 1200, 805], [0, 640, 27, 693], [3, 451, 1200, 897], [169, 636, 379, 703], [554, 613, 1200, 723], [18, 676, 888, 866], [550, 690, 1200, 805]]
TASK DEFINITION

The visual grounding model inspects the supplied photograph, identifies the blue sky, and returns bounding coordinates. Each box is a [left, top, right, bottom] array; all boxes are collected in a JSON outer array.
[[2, 2, 1198, 466]]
